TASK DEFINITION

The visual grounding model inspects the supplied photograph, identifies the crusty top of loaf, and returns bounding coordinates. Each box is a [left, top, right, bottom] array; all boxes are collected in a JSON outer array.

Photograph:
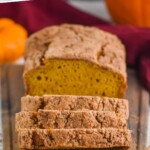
[[24, 24, 126, 77], [21, 95, 129, 119]]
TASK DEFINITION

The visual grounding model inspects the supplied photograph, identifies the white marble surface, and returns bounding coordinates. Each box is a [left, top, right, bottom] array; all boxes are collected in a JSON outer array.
[[68, 0, 112, 22]]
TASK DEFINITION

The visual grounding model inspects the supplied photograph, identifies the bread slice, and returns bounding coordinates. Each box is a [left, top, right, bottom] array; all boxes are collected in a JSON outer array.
[[16, 110, 127, 130], [20, 148, 131, 150], [24, 24, 126, 98], [17, 128, 131, 149], [21, 95, 129, 119]]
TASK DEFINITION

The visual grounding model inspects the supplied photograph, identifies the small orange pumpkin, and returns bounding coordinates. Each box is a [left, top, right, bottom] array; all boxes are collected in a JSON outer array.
[[0, 18, 27, 64], [106, 0, 150, 27]]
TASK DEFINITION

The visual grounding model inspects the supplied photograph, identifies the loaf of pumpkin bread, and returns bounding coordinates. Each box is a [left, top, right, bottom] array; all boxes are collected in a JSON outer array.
[[16, 110, 127, 129], [18, 128, 131, 149], [24, 24, 126, 98], [21, 95, 129, 119]]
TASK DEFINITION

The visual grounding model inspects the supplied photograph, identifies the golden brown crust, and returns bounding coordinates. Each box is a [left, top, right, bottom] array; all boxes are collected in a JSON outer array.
[[18, 129, 132, 149], [16, 110, 127, 130], [24, 24, 126, 80], [21, 95, 129, 119]]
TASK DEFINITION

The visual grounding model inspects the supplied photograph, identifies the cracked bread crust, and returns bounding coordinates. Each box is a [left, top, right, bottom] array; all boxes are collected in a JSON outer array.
[[20, 148, 131, 150], [16, 110, 127, 130], [24, 24, 126, 80], [21, 95, 129, 119], [18, 129, 131, 149]]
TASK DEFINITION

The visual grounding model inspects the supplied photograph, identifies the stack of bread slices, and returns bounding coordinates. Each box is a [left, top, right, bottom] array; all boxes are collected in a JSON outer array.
[[16, 95, 131, 149], [16, 24, 132, 149]]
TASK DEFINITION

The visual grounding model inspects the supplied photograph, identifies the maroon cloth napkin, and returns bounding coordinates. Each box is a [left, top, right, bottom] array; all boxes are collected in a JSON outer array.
[[0, 0, 150, 91]]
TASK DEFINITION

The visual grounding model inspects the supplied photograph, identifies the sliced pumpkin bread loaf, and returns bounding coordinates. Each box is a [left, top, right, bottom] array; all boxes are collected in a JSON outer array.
[[18, 24, 130, 149], [17, 94, 131, 149], [24, 24, 126, 98]]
